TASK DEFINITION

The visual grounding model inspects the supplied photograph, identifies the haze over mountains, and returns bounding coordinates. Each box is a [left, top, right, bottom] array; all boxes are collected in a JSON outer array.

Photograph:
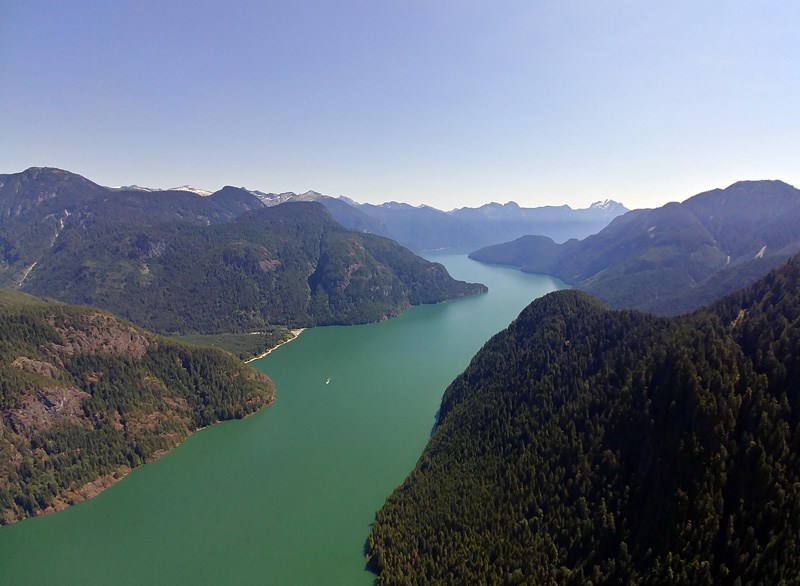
[[0, 168, 485, 335], [4, 164, 800, 584], [249, 189, 627, 252], [96, 176, 630, 254], [471, 180, 800, 315]]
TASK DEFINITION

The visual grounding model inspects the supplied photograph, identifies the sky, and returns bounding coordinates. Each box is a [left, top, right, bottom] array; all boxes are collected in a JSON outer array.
[[1, 0, 798, 210]]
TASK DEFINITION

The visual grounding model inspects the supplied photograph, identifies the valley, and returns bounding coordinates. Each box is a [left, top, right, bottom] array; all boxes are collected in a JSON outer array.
[[4, 4, 797, 582], [0, 255, 566, 584], [3, 168, 800, 583]]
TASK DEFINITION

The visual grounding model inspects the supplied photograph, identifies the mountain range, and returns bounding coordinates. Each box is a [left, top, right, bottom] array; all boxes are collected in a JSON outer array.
[[470, 180, 800, 314], [368, 251, 800, 584], [0, 168, 485, 335], [250, 189, 627, 252]]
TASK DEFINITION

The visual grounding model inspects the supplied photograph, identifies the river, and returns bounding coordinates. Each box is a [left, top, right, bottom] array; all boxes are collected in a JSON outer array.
[[0, 254, 565, 585]]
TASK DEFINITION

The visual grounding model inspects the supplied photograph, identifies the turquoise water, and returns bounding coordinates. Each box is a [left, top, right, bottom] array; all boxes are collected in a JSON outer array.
[[0, 255, 565, 585]]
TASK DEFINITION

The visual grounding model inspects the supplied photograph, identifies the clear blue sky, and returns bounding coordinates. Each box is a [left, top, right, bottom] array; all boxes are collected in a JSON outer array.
[[1, 1, 798, 209]]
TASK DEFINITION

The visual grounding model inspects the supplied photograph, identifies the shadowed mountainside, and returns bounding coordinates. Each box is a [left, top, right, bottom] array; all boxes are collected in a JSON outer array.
[[470, 180, 800, 314]]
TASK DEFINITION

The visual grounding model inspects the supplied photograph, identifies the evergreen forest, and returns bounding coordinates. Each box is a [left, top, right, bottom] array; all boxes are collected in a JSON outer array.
[[367, 252, 800, 584], [0, 290, 274, 524], [0, 168, 486, 335]]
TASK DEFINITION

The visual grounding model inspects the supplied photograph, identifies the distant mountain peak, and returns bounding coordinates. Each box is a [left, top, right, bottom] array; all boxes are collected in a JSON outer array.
[[111, 184, 213, 196], [727, 179, 794, 190], [113, 184, 154, 192], [245, 189, 331, 206], [169, 185, 212, 196], [589, 199, 625, 211]]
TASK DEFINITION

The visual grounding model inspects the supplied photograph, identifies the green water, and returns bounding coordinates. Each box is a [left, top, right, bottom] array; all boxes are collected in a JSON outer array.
[[0, 255, 565, 585]]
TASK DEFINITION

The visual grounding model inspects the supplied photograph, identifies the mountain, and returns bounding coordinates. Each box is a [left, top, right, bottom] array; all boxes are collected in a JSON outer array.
[[357, 202, 486, 251], [111, 184, 213, 196], [1, 168, 485, 334], [367, 252, 800, 584], [348, 198, 626, 252], [245, 189, 628, 252], [0, 290, 274, 525], [251, 191, 482, 251], [0, 167, 109, 288], [450, 198, 628, 247], [0, 168, 266, 289], [470, 180, 800, 314]]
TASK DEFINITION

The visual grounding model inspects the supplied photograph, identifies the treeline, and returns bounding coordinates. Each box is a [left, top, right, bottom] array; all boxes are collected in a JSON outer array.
[[0, 291, 273, 524], [367, 254, 800, 584]]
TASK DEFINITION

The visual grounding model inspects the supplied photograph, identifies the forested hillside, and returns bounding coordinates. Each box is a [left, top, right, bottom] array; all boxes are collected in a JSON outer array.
[[0, 168, 264, 289], [1, 168, 485, 334], [23, 201, 484, 333], [470, 180, 800, 315], [367, 253, 800, 584], [0, 291, 274, 524]]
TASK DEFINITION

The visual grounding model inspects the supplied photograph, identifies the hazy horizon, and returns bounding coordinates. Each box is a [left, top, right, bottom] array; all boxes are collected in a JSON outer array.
[[2, 1, 797, 210]]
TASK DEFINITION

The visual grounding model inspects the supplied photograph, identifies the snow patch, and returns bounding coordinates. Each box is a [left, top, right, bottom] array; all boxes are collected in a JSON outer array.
[[589, 199, 626, 212], [755, 245, 767, 259], [168, 185, 212, 196], [110, 184, 212, 196], [18, 262, 37, 287]]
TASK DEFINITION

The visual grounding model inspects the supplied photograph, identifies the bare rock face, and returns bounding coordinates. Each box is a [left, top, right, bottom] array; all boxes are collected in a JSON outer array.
[[11, 356, 61, 378], [50, 312, 153, 359], [7, 386, 90, 435], [0, 295, 275, 525]]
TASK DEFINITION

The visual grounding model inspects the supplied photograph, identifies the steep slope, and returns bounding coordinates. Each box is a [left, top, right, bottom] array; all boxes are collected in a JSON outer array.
[[315, 196, 390, 237], [0, 290, 274, 525], [367, 253, 800, 584], [2, 167, 484, 334], [357, 202, 485, 252], [0, 168, 266, 288], [471, 180, 800, 314], [0, 168, 108, 288], [21, 200, 485, 334]]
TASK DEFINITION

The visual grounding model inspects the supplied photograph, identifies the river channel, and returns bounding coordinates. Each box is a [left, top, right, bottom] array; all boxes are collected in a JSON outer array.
[[0, 254, 565, 585]]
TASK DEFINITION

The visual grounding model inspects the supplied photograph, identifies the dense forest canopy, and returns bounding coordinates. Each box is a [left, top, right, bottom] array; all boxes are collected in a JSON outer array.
[[0, 167, 485, 335], [367, 253, 800, 584], [0, 290, 274, 525]]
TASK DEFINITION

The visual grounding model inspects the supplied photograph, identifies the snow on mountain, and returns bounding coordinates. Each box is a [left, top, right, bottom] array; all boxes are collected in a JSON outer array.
[[246, 189, 332, 206], [110, 184, 212, 196], [168, 185, 212, 196], [589, 199, 626, 211]]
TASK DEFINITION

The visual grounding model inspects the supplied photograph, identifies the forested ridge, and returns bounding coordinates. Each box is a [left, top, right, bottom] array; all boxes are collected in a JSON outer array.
[[367, 253, 800, 584], [1, 167, 486, 335], [470, 180, 800, 315], [0, 291, 274, 525]]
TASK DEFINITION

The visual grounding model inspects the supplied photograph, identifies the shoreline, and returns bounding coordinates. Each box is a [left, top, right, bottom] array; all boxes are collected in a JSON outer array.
[[13, 393, 278, 526], [245, 328, 305, 363]]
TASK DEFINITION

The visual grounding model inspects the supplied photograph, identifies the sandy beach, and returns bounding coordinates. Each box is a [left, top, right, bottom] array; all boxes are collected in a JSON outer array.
[[246, 328, 305, 363]]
